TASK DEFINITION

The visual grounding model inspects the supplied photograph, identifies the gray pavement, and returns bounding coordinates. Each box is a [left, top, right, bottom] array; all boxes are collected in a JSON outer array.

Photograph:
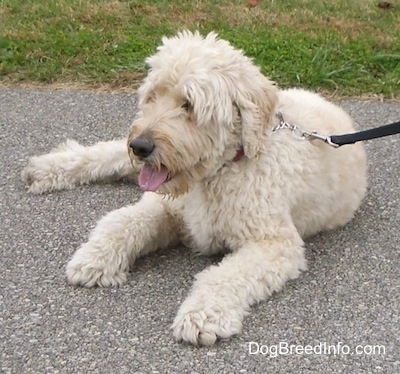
[[0, 87, 399, 373]]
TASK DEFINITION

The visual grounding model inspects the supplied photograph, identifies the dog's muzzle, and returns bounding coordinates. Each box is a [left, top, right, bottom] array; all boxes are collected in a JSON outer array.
[[130, 137, 155, 159]]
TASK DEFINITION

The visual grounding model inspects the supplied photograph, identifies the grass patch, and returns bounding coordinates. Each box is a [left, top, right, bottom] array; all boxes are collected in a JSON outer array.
[[0, 0, 399, 97]]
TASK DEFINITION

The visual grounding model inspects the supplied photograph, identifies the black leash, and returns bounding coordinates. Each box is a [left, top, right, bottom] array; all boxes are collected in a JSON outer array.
[[330, 120, 400, 147], [274, 113, 400, 148]]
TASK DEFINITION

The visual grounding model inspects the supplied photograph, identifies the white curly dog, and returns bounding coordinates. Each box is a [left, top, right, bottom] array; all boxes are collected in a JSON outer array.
[[22, 31, 367, 346]]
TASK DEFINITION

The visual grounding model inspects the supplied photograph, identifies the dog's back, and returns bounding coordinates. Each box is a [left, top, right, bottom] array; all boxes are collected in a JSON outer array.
[[274, 88, 367, 238]]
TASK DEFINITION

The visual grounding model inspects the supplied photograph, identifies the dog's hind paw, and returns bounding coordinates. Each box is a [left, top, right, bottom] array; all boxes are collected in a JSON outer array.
[[172, 303, 242, 346]]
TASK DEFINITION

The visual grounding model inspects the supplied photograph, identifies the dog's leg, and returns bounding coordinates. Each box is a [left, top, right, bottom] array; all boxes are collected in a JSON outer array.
[[66, 193, 179, 287], [172, 229, 306, 346], [22, 139, 137, 194]]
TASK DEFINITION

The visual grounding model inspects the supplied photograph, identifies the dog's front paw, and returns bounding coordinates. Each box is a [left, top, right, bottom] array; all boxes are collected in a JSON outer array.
[[22, 155, 61, 194], [22, 154, 75, 194], [66, 243, 129, 288], [172, 299, 243, 346], [22, 140, 84, 194]]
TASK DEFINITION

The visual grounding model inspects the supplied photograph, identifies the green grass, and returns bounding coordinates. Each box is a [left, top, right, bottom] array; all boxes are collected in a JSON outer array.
[[1, 0, 399, 98]]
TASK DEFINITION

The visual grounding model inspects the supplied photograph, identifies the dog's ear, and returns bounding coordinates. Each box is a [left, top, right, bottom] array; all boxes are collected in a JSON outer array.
[[234, 77, 278, 158]]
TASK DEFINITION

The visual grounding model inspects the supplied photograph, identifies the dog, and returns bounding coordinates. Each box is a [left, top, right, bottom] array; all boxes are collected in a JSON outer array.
[[22, 31, 367, 346]]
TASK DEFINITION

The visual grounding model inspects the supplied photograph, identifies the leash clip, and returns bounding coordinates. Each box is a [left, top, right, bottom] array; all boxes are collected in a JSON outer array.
[[274, 112, 339, 148], [274, 112, 400, 147], [307, 132, 339, 148]]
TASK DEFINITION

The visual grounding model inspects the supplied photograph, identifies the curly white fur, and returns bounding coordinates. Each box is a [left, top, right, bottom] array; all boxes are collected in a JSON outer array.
[[22, 31, 367, 346]]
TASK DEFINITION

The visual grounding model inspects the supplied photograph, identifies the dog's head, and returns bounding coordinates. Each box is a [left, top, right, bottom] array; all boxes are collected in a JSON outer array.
[[128, 31, 278, 197]]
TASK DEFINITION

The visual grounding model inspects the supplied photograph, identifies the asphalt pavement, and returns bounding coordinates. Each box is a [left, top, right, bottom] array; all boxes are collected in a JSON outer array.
[[0, 87, 399, 373]]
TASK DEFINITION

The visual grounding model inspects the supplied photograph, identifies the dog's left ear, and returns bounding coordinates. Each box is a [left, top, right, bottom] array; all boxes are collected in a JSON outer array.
[[234, 77, 278, 158]]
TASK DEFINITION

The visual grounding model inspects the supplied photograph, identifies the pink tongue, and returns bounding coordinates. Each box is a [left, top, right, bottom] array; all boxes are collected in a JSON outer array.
[[138, 164, 169, 192]]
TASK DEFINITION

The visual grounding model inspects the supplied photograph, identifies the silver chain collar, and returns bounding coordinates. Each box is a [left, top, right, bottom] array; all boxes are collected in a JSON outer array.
[[272, 112, 339, 148]]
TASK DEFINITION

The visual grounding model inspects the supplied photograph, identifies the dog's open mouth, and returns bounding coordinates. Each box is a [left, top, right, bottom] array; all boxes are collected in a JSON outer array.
[[138, 163, 170, 192]]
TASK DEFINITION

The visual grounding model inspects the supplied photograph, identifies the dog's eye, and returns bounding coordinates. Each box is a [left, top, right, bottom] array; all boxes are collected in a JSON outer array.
[[145, 93, 156, 104], [181, 101, 191, 111]]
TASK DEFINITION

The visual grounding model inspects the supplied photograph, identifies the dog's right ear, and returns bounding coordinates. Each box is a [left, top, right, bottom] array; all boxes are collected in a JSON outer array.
[[234, 77, 278, 158]]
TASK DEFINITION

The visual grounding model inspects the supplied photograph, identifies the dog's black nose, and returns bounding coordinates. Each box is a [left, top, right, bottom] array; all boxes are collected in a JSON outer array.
[[129, 137, 155, 159]]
